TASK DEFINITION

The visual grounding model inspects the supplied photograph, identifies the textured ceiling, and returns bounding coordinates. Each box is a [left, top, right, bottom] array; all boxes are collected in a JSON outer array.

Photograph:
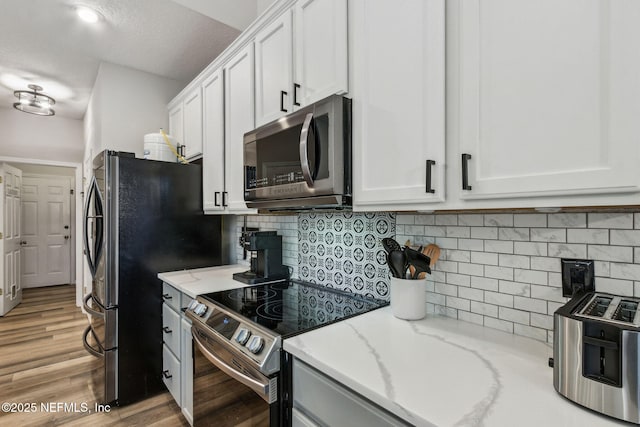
[[0, 0, 244, 119]]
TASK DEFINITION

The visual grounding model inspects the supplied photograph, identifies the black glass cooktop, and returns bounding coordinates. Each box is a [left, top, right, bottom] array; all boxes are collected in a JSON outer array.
[[200, 280, 389, 338]]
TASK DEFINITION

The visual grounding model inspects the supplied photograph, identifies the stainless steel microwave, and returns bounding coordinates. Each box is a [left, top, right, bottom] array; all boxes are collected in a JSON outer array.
[[243, 94, 351, 210]]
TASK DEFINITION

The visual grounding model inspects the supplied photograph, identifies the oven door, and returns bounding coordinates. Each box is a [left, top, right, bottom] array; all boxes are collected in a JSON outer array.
[[244, 95, 349, 206], [192, 326, 279, 426]]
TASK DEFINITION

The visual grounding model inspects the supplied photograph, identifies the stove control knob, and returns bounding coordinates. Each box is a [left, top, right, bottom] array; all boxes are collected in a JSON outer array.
[[188, 300, 199, 311], [236, 328, 251, 345], [247, 335, 264, 354]]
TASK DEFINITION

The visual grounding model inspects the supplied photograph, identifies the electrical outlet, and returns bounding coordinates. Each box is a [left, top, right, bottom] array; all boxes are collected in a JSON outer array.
[[561, 259, 595, 297]]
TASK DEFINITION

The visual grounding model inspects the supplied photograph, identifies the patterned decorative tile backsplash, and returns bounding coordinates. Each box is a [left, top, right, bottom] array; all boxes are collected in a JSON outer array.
[[297, 212, 395, 300]]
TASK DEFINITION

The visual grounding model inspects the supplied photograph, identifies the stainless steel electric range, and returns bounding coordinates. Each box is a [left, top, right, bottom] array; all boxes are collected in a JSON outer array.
[[185, 279, 388, 426]]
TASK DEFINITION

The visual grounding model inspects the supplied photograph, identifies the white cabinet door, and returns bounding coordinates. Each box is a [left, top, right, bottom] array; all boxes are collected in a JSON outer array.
[[351, 0, 446, 211], [168, 103, 184, 147], [183, 86, 203, 159], [255, 11, 293, 126], [180, 317, 193, 425], [202, 69, 225, 212], [454, 0, 640, 200], [293, 0, 348, 108], [224, 44, 257, 214]]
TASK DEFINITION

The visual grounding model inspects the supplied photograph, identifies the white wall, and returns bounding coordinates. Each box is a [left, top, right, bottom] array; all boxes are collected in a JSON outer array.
[[84, 62, 183, 159], [0, 107, 84, 162]]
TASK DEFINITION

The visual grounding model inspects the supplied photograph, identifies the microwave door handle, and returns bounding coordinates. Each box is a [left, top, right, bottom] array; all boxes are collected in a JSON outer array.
[[299, 112, 315, 188]]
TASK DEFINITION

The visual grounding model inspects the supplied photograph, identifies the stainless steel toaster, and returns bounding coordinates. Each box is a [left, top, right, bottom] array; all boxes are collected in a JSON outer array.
[[553, 292, 640, 423]]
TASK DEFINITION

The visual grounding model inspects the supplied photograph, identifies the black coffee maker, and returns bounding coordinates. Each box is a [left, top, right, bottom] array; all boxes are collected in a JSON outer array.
[[233, 231, 290, 284]]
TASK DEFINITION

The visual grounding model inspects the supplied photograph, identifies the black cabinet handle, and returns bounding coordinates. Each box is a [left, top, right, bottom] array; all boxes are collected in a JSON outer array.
[[462, 153, 472, 191], [162, 293, 172, 300], [163, 370, 172, 379], [222, 192, 228, 207], [280, 91, 288, 112], [214, 191, 221, 207], [425, 160, 436, 194], [163, 326, 172, 334], [293, 83, 301, 106]]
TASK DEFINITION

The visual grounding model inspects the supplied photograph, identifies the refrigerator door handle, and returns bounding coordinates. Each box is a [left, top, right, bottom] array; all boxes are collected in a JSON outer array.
[[83, 176, 104, 277], [82, 325, 104, 358], [83, 294, 105, 319]]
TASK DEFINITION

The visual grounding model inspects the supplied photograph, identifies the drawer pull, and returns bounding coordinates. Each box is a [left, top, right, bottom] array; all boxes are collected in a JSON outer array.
[[162, 293, 173, 300], [163, 370, 172, 379], [163, 327, 172, 334]]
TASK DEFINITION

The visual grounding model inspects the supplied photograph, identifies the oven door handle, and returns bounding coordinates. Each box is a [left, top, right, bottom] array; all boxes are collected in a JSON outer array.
[[192, 331, 273, 403], [299, 112, 315, 188]]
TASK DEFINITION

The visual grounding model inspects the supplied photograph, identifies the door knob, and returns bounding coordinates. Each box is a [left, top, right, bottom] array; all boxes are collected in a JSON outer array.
[[64, 225, 69, 229], [64, 235, 70, 240], [20, 241, 27, 245]]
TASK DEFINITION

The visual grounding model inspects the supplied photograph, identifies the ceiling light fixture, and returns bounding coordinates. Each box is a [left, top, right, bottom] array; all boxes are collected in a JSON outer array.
[[13, 84, 56, 116], [76, 6, 101, 23]]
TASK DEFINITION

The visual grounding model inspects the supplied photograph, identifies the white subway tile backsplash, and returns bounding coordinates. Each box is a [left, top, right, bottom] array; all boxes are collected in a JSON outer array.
[[471, 227, 498, 240], [530, 313, 554, 330], [498, 227, 530, 241], [426, 292, 446, 306], [514, 296, 547, 314], [499, 254, 530, 269], [610, 263, 640, 281], [447, 273, 471, 287], [588, 245, 633, 263], [548, 213, 587, 228], [567, 229, 609, 244], [435, 214, 458, 226], [548, 301, 565, 315], [484, 240, 514, 254], [484, 214, 513, 227], [610, 230, 640, 246], [485, 291, 514, 308], [514, 324, 547, 342], [459, 286, 484, 302], [588, 213, 633, 229], [458, 262, 484, 277], [484, 317, 514, 334], [530, 256, 562, 272], [458, 214, 484, 226], [435, 237, 458, 250], [435, 260, 457, 273], [415, 215, 436, 225], [531, 285, 565, 303], [514, 242, 548, 256], [514, 213, 547, 228], [447, 250, 471, 263], [514, 269, 548, 285], [548, 272, 562, 288], [548, 243, 587, 259], [596, 278, 634, 296], [471, 251, 498, 266], [485, 265, 514, 281], [471, 276, 499, 292], [435, 282, 458, 297], [424, 226, 446, 237], [530, 228, 567, 243], [499, 280, 530, 297], [471, 301, 498, 317], [396, 214, 415, 225], [446, 226, 471, 238], [459, 238, 484, 251], [594, 261, 610, 277], [405, 225, 426, 236], [499, 307, 529, 325], [446, 296, 470, 311]]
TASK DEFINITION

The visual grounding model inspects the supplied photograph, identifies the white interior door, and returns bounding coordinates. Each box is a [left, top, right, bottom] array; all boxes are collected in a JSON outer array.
[[0, 163, 22, 316], [21, 175, 71, 288]]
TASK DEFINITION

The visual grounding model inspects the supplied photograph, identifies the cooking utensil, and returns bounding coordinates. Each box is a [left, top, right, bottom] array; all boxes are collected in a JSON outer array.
[[415, 244, 440, 279], [388, 249, 406, 279], [382, 238, 402, 254], [404, 247, 431, 279]]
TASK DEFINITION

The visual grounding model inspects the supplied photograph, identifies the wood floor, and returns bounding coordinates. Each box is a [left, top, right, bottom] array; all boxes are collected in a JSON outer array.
[[0, 285, 189, 426]]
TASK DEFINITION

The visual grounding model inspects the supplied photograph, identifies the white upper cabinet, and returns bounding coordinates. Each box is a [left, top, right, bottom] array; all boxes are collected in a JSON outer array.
[[255, 11, 293, 127], [168, 103, 183, 151], [223, 44, 258, 214], [452, 0, 640, 201], [202, 69, 225, 212], [351, 0, 446, 211], [293, 0, 348, 108], [182, 86, 203, 159], [254, 0, 348, 127]]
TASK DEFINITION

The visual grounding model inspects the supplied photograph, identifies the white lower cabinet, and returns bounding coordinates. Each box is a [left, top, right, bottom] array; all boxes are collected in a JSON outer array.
[[162, 282, 194, 426], [292, 358, 410, 427]]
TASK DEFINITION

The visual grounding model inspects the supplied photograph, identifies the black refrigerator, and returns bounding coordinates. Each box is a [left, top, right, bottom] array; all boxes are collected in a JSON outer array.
[[82, 150, 225, 406]]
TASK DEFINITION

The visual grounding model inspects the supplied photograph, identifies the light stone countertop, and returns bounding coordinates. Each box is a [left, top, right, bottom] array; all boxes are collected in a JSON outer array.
[[158, 264, 250, 298], [284, 307, 625, 427]]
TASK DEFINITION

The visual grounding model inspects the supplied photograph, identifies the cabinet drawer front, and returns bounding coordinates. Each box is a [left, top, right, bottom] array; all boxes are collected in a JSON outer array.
[[162, 303, 181, 356], [163, 344, 182, 405], [293, 359, 410, 427], [162, 282, 181, 312]]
